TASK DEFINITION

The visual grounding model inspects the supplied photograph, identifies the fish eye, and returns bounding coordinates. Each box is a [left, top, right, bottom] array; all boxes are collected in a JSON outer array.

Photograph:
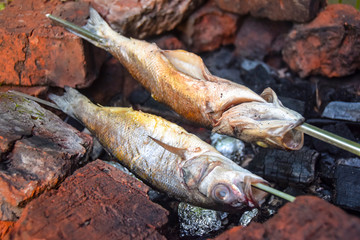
[[213, 184, 230, 202]]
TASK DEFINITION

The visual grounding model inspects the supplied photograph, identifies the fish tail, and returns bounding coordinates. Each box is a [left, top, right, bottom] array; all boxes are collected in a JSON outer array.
[[48, 86, 87, 119], [46, 7, 125, 49]]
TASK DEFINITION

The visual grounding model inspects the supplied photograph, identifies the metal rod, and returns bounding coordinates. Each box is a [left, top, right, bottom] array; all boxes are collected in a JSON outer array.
[[46, 13, 103, 43], [252, 183, 296, 202], [297, 123, 360, 157], [8, 90, 60, 110]]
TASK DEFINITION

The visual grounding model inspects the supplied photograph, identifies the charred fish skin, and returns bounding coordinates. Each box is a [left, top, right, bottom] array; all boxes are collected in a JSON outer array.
[[49, 87, 268, 211], [50, 8, 304, 150]]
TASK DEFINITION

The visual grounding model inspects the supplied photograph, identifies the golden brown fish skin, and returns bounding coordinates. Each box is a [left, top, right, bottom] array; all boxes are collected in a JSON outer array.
[[107, 39, 266, 127], [49, 87, 268, 211], [62, 8, 304, 150]]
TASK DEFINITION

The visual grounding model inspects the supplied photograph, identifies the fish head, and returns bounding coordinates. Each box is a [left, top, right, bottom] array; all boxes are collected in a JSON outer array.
[[214, 88, 304, 150], [196, 158, 269, 210]]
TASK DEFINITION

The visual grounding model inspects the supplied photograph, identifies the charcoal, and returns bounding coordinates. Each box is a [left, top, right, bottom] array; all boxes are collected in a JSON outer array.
[[248, 147, 318, 185], [335, 158, 360, 212], [312, 123, 357, 158], [279, 96, 305, 116], [322, 101, 360, 122], [129, 88, 151, 105], [201, 47, 242, 83], [241, 64, 277, 94], [317, 153, 336, 185]]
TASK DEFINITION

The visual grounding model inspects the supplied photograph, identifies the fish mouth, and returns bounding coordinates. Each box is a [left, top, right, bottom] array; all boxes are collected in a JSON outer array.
[[273, 117, 305, 150], [242, 176, 269, 207]]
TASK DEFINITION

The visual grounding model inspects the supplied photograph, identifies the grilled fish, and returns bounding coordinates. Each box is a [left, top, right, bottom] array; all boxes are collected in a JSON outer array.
[[47, 8, 304, 150], [49, 87, 268, 211]]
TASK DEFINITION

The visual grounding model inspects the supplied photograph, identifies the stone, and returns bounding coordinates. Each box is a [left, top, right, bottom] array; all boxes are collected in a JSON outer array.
[[0, 0, 106, 89], [215, 0, 326, 23], [234, 16, 292, 60], [87, 0, 205, 39], [248, 148, 319, 185], [213, 196, 360, 240], [178, 1, 238, 53], [7, 160, 169, 240], [0, 92, 92, 221], [283, 4, 360, 78]]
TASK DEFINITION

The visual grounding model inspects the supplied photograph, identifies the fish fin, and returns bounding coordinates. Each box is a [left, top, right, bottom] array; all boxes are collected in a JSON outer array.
[[260, 87, 283, 107], [148, 136, 187, 159], [162, 50, 211, 81]]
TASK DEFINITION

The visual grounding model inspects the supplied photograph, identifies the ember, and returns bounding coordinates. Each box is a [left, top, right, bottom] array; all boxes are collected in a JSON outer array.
[[1, 0, 360, 239]]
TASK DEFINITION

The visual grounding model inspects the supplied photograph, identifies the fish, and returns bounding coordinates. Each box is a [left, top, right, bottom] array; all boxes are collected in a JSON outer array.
[[47, 8, 305, 150], [49, 87, 268, 211]]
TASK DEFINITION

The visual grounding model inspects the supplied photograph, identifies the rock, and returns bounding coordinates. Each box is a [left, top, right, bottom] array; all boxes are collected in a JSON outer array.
[[0, 92, 92, 221], [213, 196, 360, 240], [7, 160, 169, 240], [322, 101, 360, 122], [178, 1, 238, 53], [87, 0, 205, 39], [335, 158, 360, 212], [0, 0, 106, 89], [215, 0, 326, 22], [248, 148, 319, 185], [283, 4, 360, 78], [234, 17, 292, 60]]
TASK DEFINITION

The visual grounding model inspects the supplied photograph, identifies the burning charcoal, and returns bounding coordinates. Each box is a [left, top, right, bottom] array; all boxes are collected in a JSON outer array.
[[214, 196, 360, 240], [215, 0, 325, 22], [178, 202, 228, 237], [234, 16, 292, 60], [283, 4, 360, 78], [7, 160, 169, 239], [178, 1, 238, 53], [248, 148, 319, 185], [0, 92, 92, 221], [0, 1, 106, 89], [312, 123, 357, 158], [239, 208, 258, 226], [91, 0, 205, 39], [322, 101, 360, 122], [210, 133, 245, 164], [335, 158, 360, 212]]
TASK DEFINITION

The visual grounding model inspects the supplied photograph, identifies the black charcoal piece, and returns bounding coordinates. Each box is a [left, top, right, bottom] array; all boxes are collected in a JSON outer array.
[[322, 101, 360, 122], [248, 147, 319, 185], [335, 158, 360, 212], [318, 153, 336, 185]]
